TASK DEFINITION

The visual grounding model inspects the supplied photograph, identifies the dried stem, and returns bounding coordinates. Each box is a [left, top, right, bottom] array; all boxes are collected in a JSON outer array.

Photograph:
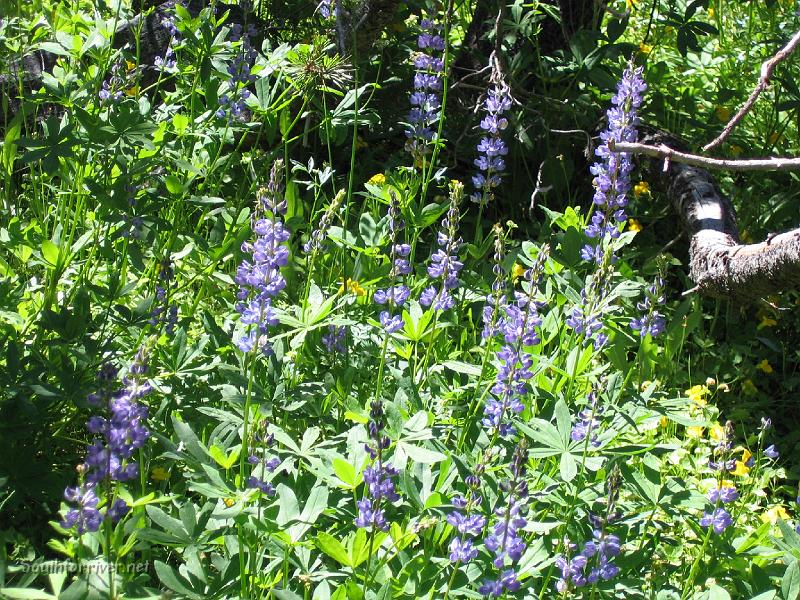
[[703, 28, 800, 151]]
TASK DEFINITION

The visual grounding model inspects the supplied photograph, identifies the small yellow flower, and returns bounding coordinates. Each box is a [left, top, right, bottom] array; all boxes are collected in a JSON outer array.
[[732, 449, 753, 476], [633, 181, 650, 198], [151, 467, 169, 481], [709, 423, 726, 443], [368, 173, 387, 186], [626, 0, 638, 8], [686, 426, 704, 439], [339, 278, 366, 296], [223, 498, 236, 507], [685, 384, 710, 406], [757, 359, 773, 374], [628, 218, 643, 233], [125, 85, 140, 97], [758, 316, 778, 329], [659, 415, 668, 428], [638, 43, 652, 55], [715, 106, 732, 122], [511, 263, 526, 280], [707, 6, 715, 18], [742, 379, 758, 396], [762, 505, 791, 524]]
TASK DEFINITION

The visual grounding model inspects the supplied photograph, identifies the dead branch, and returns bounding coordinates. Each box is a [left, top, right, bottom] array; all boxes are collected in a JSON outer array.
[[703, 28, 800, 151], [611, 140, 800, 172]]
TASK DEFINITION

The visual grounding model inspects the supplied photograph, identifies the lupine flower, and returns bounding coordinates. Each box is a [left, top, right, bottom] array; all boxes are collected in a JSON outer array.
[[583, 63, 647, 262], [61, 485, 103, 534], [246, 419, 279, 496], [446, 466, 486, 565], [234, 162, 289, 355], [700, 507, 733, 534], [216, 23, 258, 120], [472, 85, 511, 206], [765, 444, 779, 459], [150, 258, 178, 336], [479, 441, 528, 595], [555, 548, 588, 592], [99, 59, 137, 104], [322, 325, 347, 353], [405, 17, 445, 165], [62, 351, 151, 533], [482, 247, 548, 437], [565, 262, 613, 350], [571, 390, 602, 447], [304, 190, 345, 254], [482, 224, 508, 339], [630, 275, 666, 338], [356, 400, 398, 531], [707, 485, 739, 503], [420, 181, 464, 311], [375, 193, 411, 333], [155, 6, 180, 70]]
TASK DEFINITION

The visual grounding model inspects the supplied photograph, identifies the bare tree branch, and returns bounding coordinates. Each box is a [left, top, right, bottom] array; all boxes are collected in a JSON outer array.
[[611, 140, 800, 172], [703, 28, 800, 152]]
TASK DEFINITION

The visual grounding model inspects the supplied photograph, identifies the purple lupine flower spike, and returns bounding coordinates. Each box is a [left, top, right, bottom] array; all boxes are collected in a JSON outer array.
[[479, 441, 528, 595], [472, 85, 511, 205], [420, 181, 464, 311], [217, 22, 258, 121], [62, 350, 152, 533], [406, 16, 445, 164], [305, 190, 345, 254], [630, 275, 666, 338], [356, 401, 399, 531], [482, 247, 549, 438], [234, 161, 290, 355], [375, 193, 411, 333]]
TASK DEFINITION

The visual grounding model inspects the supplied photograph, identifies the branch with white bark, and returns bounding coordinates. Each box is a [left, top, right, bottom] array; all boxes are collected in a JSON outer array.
[[640, 133, 800, 303]]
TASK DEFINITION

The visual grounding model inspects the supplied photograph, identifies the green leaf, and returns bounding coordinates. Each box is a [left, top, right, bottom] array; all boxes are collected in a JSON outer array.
[[165, 175, 184, 195], [783, 560, 800, 600], [172, 112, 189, 134], [316, 532, 352, 567], [0, 589, 57, 600], [708, 585, 731, 600], [333, 458, 356, 487], [155, 561, 203, 600], [559, 451, 577, 483], [41, 240, 59, 266]]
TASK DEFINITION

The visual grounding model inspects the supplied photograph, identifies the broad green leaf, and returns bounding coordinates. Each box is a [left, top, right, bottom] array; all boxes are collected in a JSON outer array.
[[316, 532, 351, 567]]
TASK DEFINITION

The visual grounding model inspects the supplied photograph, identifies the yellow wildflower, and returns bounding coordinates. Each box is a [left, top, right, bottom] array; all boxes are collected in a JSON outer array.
[[758, 315, 778, 329], [707, 6, 715, 18], [709, 423, 726, 443], [761, 505, 791, 524], [731, 449, 752, 476], [742, 379, 757, 396], [685, 384, 710, 406], [340, 278, 366, 296], [368, 173, 387, 186], [626, 0, 638, 8], [715, 106, 731, 122], [757, 359, 773, 374], [511, 263, 526, 281], [686, 426, 704, 439], [223, 498, 236, 507], [151, 467, 169, 481], [628, 218, 643, 233], [659, 415, 668, 428], [638, 43, 652, 55], [633, 181, 650, 198]]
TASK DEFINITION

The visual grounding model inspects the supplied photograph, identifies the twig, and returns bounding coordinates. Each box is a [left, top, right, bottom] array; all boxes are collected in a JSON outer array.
[[610, 140, 800, 172], [703, 28, 800, 151], [529, 161, 551, 211]]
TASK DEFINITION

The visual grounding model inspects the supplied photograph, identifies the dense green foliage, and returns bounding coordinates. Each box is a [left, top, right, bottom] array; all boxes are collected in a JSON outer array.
[[2, 0, 800, 598]]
